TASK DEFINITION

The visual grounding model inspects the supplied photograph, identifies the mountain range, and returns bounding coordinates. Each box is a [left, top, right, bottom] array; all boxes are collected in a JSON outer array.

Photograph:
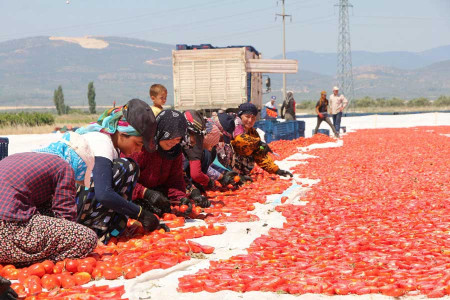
[[0, 36, 449, 107]]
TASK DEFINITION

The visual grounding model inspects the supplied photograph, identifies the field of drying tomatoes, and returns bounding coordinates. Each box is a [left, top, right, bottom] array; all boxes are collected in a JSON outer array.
[[1, 127, 449, 299], [179, 127, 450, 297]]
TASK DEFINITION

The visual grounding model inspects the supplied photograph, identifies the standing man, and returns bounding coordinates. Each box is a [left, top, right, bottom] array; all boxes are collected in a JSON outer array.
[[329, 86, 348, 133], [281, 91, 296, 121]]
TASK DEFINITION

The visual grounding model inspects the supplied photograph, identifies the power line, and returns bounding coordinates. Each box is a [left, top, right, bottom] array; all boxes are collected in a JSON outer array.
[[121, 2, 276, 38], [185, 14, 334, 46]]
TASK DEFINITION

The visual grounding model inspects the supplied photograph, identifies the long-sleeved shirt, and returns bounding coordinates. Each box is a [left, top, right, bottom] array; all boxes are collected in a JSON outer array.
[[128, 150, 186, 202], [231, 127, 280, 174], [329, 93, 348, 114], [0, 152, 77, 222]]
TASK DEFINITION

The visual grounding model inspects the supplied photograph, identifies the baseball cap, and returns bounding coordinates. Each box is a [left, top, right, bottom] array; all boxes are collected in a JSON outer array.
[[123, 98, 157, 152], [333, 86, 339, 91], [271, 96, 276, 100]]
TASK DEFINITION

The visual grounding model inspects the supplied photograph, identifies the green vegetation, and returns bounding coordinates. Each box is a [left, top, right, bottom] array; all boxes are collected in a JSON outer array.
[[53, 85, 69, 115], [434, 95, 450, 106], [297, 95, 450, 111], [0, 112, 55, 128], [88, 81, 96, 114]]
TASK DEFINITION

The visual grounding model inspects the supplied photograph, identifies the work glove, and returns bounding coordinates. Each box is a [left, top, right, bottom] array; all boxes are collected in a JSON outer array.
[[219, 171, 239, 187], [207, 178, 216, 189], [190, 189, 211, 208], [0, 276, 18, 300], [137, 208, 159, 232], [240, 175, 254, 184], [276, 169, 293, 178], [158, 223, 170, 232], [258, 142, 273, 155], [136, 189, 171, 217], [179, 197, 193, 215]]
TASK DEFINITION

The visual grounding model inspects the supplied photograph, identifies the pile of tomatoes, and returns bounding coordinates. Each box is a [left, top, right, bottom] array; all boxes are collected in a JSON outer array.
[[268, 134, 335, 160], [0, 220, 226, 298], [178, 127, 450, 297]]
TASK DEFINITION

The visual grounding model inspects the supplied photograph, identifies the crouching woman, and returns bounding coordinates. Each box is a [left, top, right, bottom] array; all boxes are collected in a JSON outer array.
[[231, 103, 293, 178], [0, 132, 97, 267]]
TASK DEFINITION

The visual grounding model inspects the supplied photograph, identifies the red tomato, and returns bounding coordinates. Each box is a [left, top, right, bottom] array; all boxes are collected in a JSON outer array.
[[41, 260, 55, 274], [123, 266, 142, 279], [60, 275, 76, 288], [64, 259, 79, 273], [41, 274, 60, 290], [1, 266, 19, 280], [77, 263, 93, 274], [179, 205, 189, 213], [103, 268, 121, 280], [73, 272, 92, 285], [10, 283, 27, 298], [28, 282, 43, 295], [234, 176, 241, 183], [28, 263, 46, 278]]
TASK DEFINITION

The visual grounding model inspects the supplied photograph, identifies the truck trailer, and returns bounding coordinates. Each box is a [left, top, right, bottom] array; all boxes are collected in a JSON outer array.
[[172, 44, 297, 112]]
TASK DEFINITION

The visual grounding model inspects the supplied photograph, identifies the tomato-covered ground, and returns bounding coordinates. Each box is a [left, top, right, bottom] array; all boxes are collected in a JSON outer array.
[[179, 127, 450, 298], [1, 114, 449, 300]]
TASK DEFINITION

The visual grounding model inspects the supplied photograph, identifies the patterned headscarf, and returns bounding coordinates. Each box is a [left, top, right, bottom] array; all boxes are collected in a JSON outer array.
[[155, 109, 188, 159], [76, 106, 140, 137], [34, 132, 95, 186], [184, 110, 206, 136]]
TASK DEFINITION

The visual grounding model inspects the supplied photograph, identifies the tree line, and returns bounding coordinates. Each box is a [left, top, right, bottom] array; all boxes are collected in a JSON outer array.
[[297, 95, 450, 110], [53, 82, 96, 115]]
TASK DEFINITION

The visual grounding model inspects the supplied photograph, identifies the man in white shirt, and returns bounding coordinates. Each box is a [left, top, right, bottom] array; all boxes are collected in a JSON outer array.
[[328, 86, 348, 133]]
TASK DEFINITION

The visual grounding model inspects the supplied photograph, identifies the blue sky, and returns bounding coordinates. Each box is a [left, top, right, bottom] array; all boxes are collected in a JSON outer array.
[[0, 0, 449, 57]]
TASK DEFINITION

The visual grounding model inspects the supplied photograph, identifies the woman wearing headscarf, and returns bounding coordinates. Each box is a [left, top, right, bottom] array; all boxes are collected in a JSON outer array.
[[75, 99, 161, 244], [281, 91, 296, 120], [0, 132, 97, 267], [314, 91, 339, 137], [182, 110, 213, 189], [183, 111, 239, 203], [231, 103, 293, 177], [128, 109, 193, 216]]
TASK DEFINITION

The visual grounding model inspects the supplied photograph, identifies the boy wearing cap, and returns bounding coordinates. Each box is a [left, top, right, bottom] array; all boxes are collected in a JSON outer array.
[[0, 132, 98, 267], [329, 86, 348, 133]]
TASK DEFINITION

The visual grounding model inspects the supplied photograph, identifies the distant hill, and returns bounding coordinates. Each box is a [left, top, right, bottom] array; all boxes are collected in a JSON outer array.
[[0, 36, 449, 107], [275, 45, 450, 76], [0, 36, 173, 106], [267, 60, 450, 100]]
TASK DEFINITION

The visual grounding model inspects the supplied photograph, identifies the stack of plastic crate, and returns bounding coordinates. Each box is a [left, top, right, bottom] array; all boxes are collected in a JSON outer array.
[[255, 120, 305, 143], [0, 137, 9, 161]]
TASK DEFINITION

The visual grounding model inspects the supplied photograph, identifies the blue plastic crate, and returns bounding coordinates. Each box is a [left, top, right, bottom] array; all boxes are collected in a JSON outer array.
[[295, 121, 305, 131], [254, 120, 277, 133], [298, 130, 305, 138], [273, 121, 295, 136], [0, 137, 9, 161]]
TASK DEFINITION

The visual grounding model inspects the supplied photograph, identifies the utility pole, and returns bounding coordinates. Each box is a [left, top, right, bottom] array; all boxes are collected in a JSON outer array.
[[276, 0, 291, 103], [335, 0, 354, 112]]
